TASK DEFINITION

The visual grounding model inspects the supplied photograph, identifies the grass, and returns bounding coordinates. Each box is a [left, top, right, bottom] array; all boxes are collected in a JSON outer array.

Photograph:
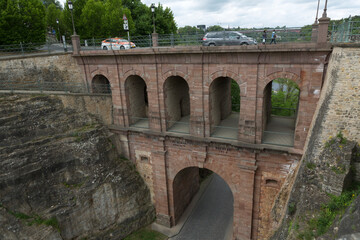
[[124, 227, 167, 240], [297, 183, 360, 239]]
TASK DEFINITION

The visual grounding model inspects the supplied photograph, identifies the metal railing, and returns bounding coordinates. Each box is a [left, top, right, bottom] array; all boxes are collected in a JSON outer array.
[[331, 19, 360, 43], [167, 120, 190, 134], [262, 130, 294, 147], [271, 107, 297, 117], [0, 41, 72, 57], [0, 81, 111, 94]]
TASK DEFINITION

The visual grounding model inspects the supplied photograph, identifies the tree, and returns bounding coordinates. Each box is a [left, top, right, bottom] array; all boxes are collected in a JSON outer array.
[[0, 0, 46, 45], [102, 0, 135, 37], [46, 3, 62, 39], [80, 0, 105, 38], [153, 3, 177, 34], [271, 78, 299, 116], [43, 0, 62, 9], [207, 25, 224, 32], [178, 26, 201, 35]]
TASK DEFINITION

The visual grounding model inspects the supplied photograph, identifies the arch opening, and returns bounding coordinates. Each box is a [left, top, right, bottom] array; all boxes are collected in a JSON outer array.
[[92, 74, 111, 94], [262, 78, 300, 146], [171, 167, 234, 239], [164, 76, 190, 134], [125, 75, 149, 128], [209, 77, 240, 139]]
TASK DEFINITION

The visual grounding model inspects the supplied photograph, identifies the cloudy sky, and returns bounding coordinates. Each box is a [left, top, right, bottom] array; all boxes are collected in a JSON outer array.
[[60, 0, 359, 28]]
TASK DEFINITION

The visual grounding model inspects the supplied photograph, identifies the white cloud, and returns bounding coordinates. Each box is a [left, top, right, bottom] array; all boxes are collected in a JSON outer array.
[[59, 0, 359, 28]]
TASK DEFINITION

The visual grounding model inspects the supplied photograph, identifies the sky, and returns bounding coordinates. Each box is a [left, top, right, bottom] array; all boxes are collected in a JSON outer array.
[[59, 0, 360, 28]]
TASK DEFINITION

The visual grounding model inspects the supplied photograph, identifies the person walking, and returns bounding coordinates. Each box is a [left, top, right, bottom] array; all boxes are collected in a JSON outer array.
[[262, 30, 267, 44], [270, 30, 277, 44]]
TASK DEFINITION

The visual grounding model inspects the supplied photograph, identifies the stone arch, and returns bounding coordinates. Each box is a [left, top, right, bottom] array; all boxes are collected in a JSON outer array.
[[162, 70, 190, 88], [91, 74, 111, 94], [261, 73, 301, 147], [163, 75, 190, 131], [261, 71, 301, 93], [124, 75, 149, 126], [123, 69, 149, 87], [209, 70, 243, 90]]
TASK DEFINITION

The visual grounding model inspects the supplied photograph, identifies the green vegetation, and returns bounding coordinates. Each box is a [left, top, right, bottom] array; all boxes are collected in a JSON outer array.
[[0, 0, 47, 45], [0, 0, 177, 45], [297, 184, 360, 239], [306, 162, 316, 170], [4, 207, 60, 231], [231, 79, 240, 112], [271, 78, 299, 117], [124, 227, 167, 240]]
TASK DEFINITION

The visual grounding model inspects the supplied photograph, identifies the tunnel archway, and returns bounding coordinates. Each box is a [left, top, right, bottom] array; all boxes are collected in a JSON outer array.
[[125, 75, 149, 128], [92, 74, 111, 94], [163, 76, 190, 133], [262, 78, 300, 146], [209, 77, 240, 139], [171, 167, 234, 239]]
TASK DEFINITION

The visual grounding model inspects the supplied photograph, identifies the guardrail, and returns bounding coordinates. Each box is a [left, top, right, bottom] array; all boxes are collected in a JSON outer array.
[[331, 20, 360, 43], [271, 107, 297, 117], [0, 41, 72, 58], [0, 81, 111, 94]]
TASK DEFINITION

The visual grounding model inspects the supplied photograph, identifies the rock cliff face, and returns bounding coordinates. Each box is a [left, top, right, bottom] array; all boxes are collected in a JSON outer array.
[[0, 94, 155, 239]]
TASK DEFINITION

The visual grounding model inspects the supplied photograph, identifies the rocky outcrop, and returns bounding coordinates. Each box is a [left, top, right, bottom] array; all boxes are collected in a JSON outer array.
[[0, 94, 155, 239]]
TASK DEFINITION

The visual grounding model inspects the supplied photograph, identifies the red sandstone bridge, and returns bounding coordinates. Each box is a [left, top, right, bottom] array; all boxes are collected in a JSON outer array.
[[72, 40, 332, 239]]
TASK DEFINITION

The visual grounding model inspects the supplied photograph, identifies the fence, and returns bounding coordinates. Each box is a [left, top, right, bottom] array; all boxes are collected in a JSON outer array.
[[331, 19, 360, 43], [0, 41, 72, 58], [0, 81, 111, 94]]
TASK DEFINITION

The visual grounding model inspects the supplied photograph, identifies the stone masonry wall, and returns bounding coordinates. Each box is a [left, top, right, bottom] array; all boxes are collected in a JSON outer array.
[[0, 53, 85, 85], [304, 46, 360, 164], [271, 45, 360, 239]]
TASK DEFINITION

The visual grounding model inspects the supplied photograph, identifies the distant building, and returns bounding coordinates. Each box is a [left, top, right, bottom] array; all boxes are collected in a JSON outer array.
[[197, 25, 206, 31]]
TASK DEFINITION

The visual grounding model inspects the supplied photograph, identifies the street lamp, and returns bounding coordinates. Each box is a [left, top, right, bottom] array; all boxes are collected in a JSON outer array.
[[68, 0, 76, 35], [56, 18, 61, 43], [151, 3, 156, 33]]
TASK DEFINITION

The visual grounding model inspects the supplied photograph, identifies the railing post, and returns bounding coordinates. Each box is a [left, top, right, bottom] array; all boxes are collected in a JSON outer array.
[[152, 33, 158, 47], [170, 33, 174, 47], [47, 41, 51, 54], [317, 15, 330, 44], [20, 42, 24, 55], [92, 37, 95, 49], [71, 34, 81, 55]]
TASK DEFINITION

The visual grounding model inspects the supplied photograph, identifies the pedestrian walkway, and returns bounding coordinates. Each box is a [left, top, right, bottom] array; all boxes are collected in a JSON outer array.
[[151, 174, 233, 240]]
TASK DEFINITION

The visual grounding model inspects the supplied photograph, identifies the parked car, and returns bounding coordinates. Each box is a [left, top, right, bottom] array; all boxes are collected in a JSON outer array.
[[202, 31, 257, 46], [101, 38, 136, 50]]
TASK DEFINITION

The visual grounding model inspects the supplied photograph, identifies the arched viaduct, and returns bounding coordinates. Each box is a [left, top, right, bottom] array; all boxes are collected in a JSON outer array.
[[73, 43, 332, 239]]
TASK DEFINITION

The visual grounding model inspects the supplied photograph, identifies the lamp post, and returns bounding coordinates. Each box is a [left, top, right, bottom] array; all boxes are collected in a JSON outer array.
[[151, 3, 156, 33], [56, 19, 61, 43], [68, 0, 76, 35]]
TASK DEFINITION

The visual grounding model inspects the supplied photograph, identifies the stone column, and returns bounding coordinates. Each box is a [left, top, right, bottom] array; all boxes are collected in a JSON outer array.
[[71, 35, 81, 55], [152, 33, 158, 47], [311, 23, 319, 42], [317, 16, 330, 43]]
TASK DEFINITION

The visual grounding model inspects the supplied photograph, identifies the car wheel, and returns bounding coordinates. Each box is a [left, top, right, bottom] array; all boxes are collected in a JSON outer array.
[[240, 42, 249, 45], [103, 46, 108, 50], [209, 43, 215, 46], [120, 46, 125, 50]]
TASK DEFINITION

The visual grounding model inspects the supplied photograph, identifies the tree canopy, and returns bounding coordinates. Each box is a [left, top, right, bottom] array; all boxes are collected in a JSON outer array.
[[0, 0, 46, 44]]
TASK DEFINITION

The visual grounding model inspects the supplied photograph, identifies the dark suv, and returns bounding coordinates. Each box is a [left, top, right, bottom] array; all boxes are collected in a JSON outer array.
[[202, 31, 257, 46]]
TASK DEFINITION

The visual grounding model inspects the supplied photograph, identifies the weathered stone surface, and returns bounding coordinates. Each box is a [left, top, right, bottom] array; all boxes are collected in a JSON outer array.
[[271, 46, 360, 240], [0, 94, 154, 239]]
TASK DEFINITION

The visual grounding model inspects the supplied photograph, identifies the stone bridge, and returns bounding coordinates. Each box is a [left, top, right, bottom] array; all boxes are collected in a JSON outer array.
[[73, 43, 332, 239]]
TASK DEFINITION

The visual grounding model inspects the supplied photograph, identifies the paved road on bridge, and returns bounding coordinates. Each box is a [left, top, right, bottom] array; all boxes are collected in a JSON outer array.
[[171, 174, 233, 240]]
